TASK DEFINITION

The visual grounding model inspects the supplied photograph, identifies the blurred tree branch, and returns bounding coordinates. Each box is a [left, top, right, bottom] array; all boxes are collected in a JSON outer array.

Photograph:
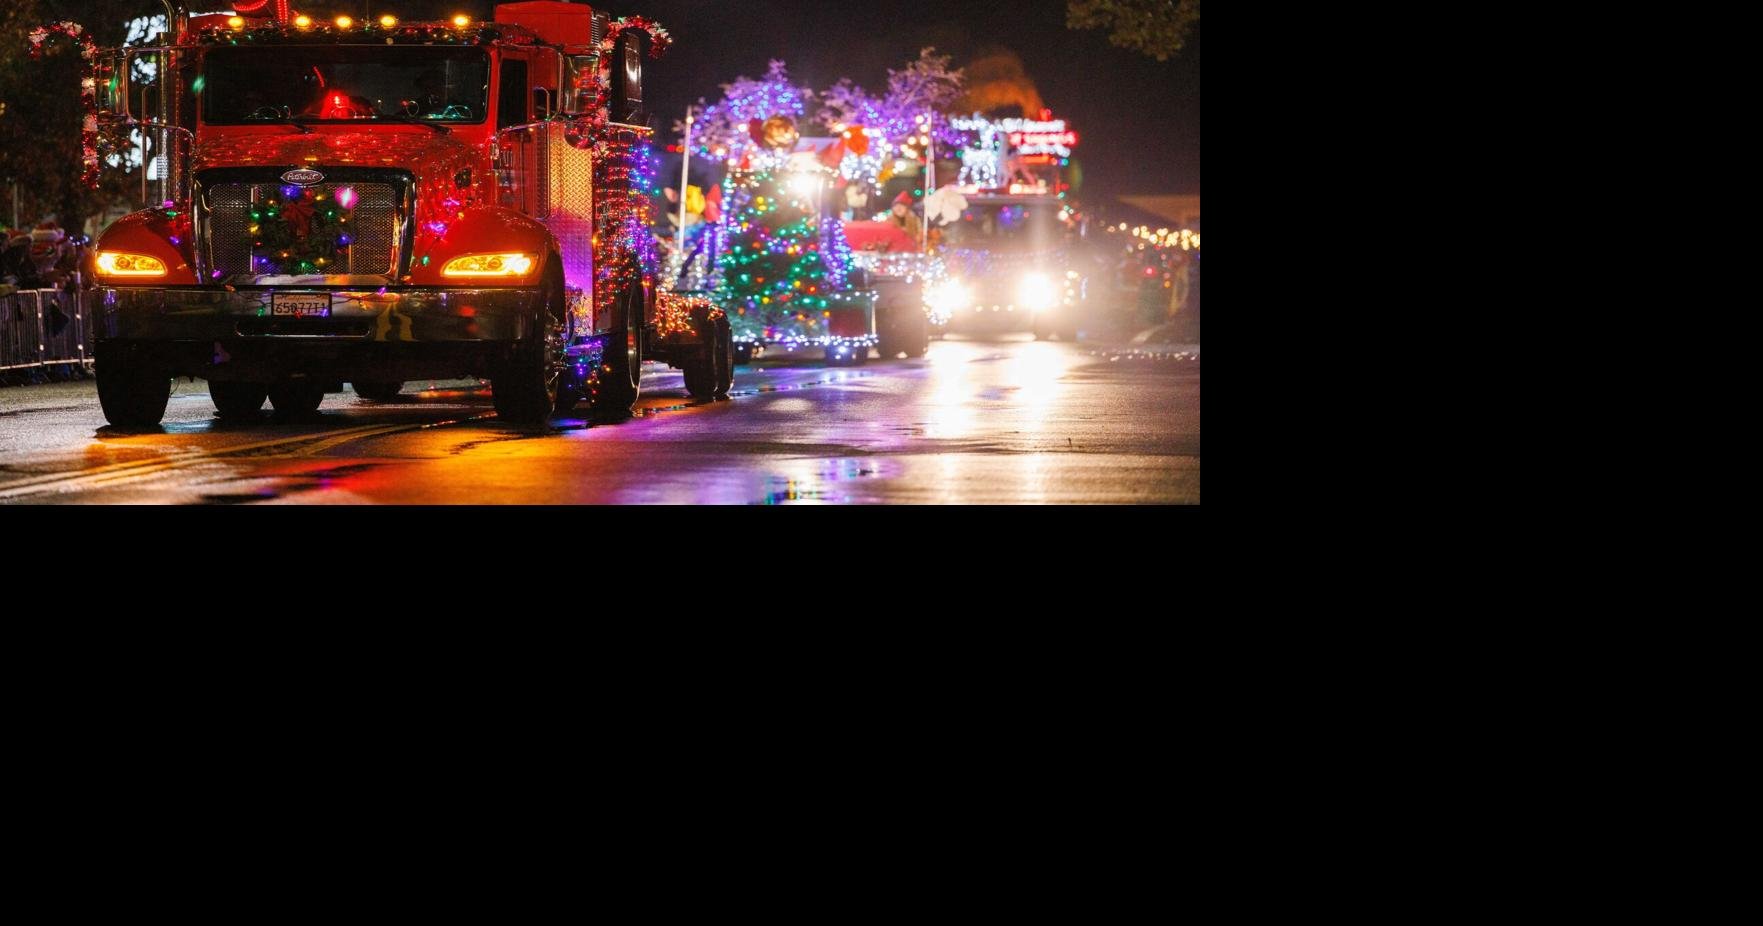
[[1067, 0, 1201, 62]]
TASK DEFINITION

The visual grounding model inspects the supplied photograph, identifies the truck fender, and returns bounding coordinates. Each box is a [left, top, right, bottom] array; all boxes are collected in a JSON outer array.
[[93, 209, 199, 285], [406, 206, 559, 287]]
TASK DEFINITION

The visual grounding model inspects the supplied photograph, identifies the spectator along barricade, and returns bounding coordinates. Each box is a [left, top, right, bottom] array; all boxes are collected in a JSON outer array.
[[2, 224, 96, 384], [0, 289, 96, 385]]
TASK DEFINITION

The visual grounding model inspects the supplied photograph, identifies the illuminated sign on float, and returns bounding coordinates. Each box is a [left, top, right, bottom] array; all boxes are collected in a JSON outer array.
[[998, 119, 1078, 157], [950, 115, 1078, 190]]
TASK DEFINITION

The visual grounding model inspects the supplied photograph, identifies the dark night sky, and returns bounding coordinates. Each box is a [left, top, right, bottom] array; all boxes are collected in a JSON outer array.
[[362, 0, 1198, 201]]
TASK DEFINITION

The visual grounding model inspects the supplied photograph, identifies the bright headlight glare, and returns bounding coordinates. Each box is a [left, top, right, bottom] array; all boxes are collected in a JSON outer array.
[[441, 253, 536, 278], [926, 280, 971, 313], [1019, 273, 1058, 312], [95, 251, 167, 278]]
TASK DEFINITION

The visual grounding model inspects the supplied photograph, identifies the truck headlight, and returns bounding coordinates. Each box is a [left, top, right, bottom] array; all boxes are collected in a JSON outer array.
[[925, 280, 971, 314], [441, 253, 537, 278], [94, 252, 168, 278], [1018, 273, 1058, 312]]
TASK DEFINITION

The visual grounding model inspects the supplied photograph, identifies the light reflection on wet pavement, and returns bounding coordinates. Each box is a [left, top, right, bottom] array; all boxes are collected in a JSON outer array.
[[0, 335, 1199, 504]]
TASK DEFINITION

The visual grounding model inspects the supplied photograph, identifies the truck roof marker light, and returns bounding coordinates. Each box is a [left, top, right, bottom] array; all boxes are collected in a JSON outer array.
[[379, 15, 397, 28], [453, 15, 471, 28], [227, 16, 244, 30], [294, 15, 312, 30], [336, 16, 354, 29]]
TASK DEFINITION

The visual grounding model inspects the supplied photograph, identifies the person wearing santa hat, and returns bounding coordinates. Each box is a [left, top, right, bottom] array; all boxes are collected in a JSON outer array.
[[886, 190, 922, 242], [1, 228, 45, 290], [29, 222, 77, 286], [24, 222, 80, 337]]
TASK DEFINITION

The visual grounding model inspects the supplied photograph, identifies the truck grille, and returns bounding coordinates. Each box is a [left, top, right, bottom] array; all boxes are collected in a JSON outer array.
[[205, 181, 401, 280]]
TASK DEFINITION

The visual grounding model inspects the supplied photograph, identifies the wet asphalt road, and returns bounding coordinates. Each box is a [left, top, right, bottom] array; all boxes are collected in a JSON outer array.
[[0, 335, 1199, 504]]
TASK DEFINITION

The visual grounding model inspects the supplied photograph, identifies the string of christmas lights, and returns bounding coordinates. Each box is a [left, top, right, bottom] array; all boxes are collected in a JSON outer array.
[[190, 17, 538, 47], [1110, 224, 1202, 251], [676, 61, 814, 163], [654, 291, 723, 340], [592, 127, 662, 329]]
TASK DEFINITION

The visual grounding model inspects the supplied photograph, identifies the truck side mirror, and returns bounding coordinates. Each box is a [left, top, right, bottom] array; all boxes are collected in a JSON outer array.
[[560, 55, 598, 117], [106, 47, 181, 129], [609, 34, 644, 125], [95, 49, 128, 122]]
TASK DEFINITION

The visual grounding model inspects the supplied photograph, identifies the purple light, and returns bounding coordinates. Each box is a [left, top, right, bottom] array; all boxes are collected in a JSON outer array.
[[282, 185, 300, 199], [337, 234, 352, 246], [161, 200, 175, 209], [336, 187, 358, 210], [169, 236, 182, 245], [211, 270, 223, 279]]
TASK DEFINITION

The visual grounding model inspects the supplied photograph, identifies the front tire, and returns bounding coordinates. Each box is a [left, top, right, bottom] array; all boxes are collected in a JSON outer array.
[[352, 381, 404, 403], [491, 262, 566, 424], [96, 346, 172, 429], [901, 309, 929, 358], [682, 310, 734, 400], [711, 314, 734, 397], [826, 344, 868, 367], [587, 288, 643, 423], [268, 382, 325, 418], [210, 381, 268, 419], [877, 302, 929, 359]]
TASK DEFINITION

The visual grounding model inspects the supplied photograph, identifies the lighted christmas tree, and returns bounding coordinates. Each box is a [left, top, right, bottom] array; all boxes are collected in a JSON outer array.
[[714, 117, 856, 345]]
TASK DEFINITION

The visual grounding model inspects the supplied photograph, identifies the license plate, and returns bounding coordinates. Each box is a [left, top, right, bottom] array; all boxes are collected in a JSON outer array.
[[272, 293, 332, 318]]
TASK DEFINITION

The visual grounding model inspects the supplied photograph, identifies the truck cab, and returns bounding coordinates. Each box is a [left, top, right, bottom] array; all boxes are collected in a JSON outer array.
[[87, 2, 727, 427]]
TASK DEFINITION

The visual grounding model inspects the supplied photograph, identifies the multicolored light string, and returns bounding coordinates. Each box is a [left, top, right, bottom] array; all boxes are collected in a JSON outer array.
[[591, 128, 662, 328], [1111, 223, 1201, 251], [654, 292, 724, 340], [190, 17, 539, 48]]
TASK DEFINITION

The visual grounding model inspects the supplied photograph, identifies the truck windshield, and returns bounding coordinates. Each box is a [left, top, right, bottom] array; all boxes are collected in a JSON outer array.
[[202, 46, 490, 125], [944, 202, 1061, 253]]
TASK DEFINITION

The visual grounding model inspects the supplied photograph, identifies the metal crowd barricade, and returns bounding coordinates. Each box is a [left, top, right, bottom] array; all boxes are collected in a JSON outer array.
[[1, 288, 96, 384]]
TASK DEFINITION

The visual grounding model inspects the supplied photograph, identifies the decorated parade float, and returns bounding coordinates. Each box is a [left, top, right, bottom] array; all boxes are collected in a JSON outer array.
[[664, 52, 985, 364], [711, 114, 875, 366], [44, 0, 731, 428], [663, 61, 876, 366]]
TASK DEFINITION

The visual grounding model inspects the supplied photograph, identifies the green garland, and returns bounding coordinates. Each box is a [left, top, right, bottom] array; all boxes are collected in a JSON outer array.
[[250, 188, 354, 275]]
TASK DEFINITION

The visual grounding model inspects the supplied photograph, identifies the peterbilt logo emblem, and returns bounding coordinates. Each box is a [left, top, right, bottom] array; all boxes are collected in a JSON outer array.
[[281, 169, 325, 186]]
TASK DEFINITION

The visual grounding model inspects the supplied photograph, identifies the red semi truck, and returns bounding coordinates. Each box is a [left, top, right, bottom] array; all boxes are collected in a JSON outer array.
[[85, 2, 730, 427]]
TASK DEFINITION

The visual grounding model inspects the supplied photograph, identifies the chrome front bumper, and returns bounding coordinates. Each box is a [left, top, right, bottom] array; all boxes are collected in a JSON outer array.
[[96, 286, 541, 342], [94, 285, 544, 382]]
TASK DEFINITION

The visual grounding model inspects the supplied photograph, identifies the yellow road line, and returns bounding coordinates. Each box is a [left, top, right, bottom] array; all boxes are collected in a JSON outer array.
[[0, 423, 418, 500]]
